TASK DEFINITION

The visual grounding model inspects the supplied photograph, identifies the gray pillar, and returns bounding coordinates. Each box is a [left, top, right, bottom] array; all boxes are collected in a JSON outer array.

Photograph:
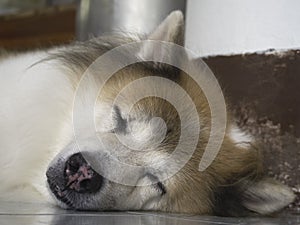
[[76, 0, 186, 41]]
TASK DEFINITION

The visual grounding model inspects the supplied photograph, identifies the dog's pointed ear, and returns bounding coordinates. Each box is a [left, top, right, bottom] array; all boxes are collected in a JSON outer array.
[[214, 178, 295, 216], [147, 10, 184, 46], [137, 11, 185, 71], [241, 178, 295, 215]]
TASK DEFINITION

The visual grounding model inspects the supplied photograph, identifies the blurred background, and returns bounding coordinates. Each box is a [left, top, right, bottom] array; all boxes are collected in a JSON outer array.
[[0, 0, 299, 212]]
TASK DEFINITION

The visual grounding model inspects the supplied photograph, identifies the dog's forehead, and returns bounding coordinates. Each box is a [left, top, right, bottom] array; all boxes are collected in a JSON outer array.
[[94, 102, 143, 131], [95, 102, 167, 134]]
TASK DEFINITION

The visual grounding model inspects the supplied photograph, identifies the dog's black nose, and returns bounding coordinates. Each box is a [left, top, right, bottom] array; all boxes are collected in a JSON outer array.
[[64, 153, 103, 193]]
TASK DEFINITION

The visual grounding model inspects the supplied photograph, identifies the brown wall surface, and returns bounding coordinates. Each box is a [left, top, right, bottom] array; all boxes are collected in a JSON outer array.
[[0, 4, 76, 50], [204, 50, 300, 211]]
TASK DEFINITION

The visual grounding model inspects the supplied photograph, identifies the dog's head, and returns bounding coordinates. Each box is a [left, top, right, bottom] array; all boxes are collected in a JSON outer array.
[[46, 11, 295, 216]]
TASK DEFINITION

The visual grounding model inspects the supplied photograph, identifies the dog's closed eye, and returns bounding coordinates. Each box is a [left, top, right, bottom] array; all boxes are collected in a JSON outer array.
[[112, 105, 128, 133]]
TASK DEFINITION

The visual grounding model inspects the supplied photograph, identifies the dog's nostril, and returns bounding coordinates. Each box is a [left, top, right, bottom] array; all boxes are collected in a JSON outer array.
[[66, 153, 84, 173], [78, 178, 101, 193], [64, 153, 103, 193]]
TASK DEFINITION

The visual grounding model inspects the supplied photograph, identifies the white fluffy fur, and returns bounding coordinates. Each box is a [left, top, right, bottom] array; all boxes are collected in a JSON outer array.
[[228, 125, 253, 149], [0, 51, 74, 203]]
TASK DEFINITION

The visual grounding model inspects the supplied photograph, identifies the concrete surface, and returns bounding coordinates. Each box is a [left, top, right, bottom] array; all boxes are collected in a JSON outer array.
[[0, 202, 299, 225]]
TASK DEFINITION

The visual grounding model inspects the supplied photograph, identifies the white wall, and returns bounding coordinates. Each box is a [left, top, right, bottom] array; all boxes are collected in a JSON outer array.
[[185, 0, 300, 57]]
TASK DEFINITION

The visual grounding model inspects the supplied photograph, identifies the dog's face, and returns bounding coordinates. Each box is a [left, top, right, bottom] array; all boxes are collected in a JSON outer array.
[[46, 96, 190, 212], [46, 62, 210, 213], [46, 11, 295, 216]]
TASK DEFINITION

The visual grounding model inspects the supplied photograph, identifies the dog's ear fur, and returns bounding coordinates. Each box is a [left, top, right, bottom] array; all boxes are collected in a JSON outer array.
[[147, 10, 184, 46], [138, 11, 185, 65], [214, 177, 295, 216]]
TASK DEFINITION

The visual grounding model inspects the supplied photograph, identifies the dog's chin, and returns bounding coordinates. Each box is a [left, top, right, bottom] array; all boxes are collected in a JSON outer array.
[[46, 163, 75, 209], [47, 179, 75, 209]]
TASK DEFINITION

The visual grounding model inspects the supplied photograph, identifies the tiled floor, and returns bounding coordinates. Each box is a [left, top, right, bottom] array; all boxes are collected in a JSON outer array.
[[0, 202, 299, 225]]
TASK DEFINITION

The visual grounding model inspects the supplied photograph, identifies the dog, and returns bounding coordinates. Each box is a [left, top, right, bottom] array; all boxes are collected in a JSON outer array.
[[0, 11, 295, 216]]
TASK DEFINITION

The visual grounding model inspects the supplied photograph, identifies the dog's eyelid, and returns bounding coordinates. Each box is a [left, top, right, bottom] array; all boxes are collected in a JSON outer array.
[[108, 129, 115, 134], [112, 105, 128, 133], [145, 173, 167, 196], [157, 181, 167, 196]]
